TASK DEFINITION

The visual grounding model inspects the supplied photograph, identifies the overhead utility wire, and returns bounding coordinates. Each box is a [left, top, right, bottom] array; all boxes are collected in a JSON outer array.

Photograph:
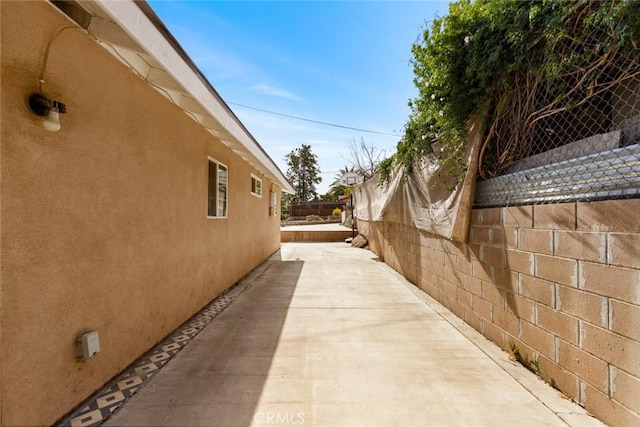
[[228, 102, 400, 137]]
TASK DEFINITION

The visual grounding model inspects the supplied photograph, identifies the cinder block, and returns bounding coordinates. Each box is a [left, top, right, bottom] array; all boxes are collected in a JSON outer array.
[[467, 244, 482, 261], [433, 263, 447, 280], [458, 288, 473, 309], [480, 207, 503, 226], [422, 283, 438, 299], [608, 233, 640, 269], [504, 205, 533, 229], [534, 203, 576, 230], [537, 304, 580, 346], [450, 298, 465, 319], [422, 266, 436, 285], [610, 367, 640, 415], [505, 250, 534, 275], [504, 228, 518, 249], [491, 227, 504, 247], [482, 282, 505, 307], [481, 245, 504, 267], [558, 340, 609, 394], [536, 254, 578, 287], [465, 275, 482, 297], [582, 323, 640, 378], [438, 238, 452, 253], [450, 266, 466, 287], [493, 306, 519, 337], [464, 308, 483, 333], [555, 231, 606, 263], [577, 199, 640, 233], [493, 267, 518, 292], [519, 274, 554, 307], [580, 262, 640, 305], [442, 279, 459, 299], [538, 356, 580, 402], [584, 383, 640, 427], [450, 241, 468, 258], [436, 290, 450, 307], [444, 253, 457, 269], [419, 256, 433, 271], [432, 248, 445, 265], [521, 321, 555, 360], [455, 256, 472, 275], [419, 234, 433, 249], [557, 285, 608, 328], [472, 260, 493, 283], [470, 226, 491, 245], [610, 299, 640, 342], [443, 266, 454, 283], [473, 294, 493, 321], [483, 320, 506, 348], [505, 292, 536, 323], [420, 270, 436, 288], [519, 229, 553, 255]]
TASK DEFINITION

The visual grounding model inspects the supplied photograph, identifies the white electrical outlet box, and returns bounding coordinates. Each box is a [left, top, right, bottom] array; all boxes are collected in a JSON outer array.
[[77, 330, 100, 361]]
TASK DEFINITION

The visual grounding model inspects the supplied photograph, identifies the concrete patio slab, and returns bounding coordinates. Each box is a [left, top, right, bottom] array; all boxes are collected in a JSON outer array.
[[105, 243, 603, 427]]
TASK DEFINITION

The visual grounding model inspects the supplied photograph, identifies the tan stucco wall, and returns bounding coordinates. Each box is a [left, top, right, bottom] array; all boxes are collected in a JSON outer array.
[[1, 2, 281, 425]]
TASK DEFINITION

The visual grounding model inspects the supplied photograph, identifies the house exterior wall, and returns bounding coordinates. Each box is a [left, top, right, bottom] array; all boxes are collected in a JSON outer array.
[[360, 199, 640, 427], [1, 2, 281, 425]]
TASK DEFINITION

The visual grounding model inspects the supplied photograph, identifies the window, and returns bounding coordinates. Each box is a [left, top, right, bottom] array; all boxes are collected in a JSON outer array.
[[208, 158, 228, 218], [251, 174, 262, 197]]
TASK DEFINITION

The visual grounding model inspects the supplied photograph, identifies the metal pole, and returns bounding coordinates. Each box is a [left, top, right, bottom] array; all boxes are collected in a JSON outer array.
[[350, 191, 355, 239]]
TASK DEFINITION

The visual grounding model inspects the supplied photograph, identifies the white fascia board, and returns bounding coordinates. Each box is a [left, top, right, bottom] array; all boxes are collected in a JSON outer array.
[[90, 1, 293, 193]]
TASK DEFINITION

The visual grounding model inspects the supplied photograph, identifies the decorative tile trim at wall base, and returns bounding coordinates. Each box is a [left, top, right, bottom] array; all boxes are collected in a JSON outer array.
[[56, 294, 235, 427]]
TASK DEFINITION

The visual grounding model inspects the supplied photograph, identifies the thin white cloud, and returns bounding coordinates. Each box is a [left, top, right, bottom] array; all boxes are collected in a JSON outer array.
[[249, 84, 303, 102]]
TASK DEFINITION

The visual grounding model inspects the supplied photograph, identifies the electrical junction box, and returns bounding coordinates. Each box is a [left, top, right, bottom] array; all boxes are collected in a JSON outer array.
[[76, 330, 100, 361], [269, 191, 277, 216]]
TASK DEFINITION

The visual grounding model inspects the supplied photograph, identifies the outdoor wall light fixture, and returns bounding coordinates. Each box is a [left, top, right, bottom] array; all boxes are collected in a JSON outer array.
[[28, 92, 67, 132]]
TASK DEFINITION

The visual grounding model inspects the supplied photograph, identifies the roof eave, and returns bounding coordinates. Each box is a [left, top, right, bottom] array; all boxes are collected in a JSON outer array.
[[59, 0, 293, 193]]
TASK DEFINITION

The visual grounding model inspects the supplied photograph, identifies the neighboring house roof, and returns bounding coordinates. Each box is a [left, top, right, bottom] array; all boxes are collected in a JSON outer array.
[[51, 0, 294, 193]]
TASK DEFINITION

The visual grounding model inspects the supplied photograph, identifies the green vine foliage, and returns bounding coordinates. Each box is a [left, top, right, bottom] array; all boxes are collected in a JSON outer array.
[[379, 0, 640, 185]]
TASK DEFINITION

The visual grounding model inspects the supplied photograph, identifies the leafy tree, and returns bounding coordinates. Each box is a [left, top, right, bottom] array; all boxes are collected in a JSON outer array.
[[320, 192, 337, 202], [280, 193, 292, 219], [285, 144, 322, 202], [380, 0, 640, 183]]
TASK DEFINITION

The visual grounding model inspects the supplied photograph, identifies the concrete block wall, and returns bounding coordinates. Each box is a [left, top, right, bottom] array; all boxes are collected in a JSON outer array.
[[361, 198, 640, 426]]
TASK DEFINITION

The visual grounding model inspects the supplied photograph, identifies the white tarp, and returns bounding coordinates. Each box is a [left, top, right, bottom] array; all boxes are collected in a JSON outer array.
[[355, 120, 483, 242]]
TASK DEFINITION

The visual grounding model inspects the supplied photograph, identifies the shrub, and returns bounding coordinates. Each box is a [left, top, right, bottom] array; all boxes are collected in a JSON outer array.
[[379, 0, 640, 184]]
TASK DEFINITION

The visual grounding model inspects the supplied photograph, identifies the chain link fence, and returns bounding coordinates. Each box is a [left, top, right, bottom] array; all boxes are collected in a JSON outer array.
[[474, 2, 640, 208]]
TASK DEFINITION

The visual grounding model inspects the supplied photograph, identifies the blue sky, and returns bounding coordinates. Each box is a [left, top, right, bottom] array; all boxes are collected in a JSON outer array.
[[148, 1, 450, 194]]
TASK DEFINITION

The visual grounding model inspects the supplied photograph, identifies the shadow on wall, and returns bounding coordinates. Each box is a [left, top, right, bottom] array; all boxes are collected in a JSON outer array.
[[466, 244, 519, 345]]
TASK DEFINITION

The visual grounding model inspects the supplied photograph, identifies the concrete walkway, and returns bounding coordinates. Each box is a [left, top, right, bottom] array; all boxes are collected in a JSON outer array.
[[106, 243, 603, 427]]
